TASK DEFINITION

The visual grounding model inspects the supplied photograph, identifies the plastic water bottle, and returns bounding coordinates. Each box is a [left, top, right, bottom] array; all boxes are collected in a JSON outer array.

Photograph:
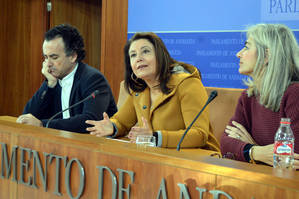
[[273, 118, 294, 170]]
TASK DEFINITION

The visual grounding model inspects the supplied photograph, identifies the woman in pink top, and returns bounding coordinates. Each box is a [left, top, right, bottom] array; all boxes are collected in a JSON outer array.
[[220, 24, 299, 168]]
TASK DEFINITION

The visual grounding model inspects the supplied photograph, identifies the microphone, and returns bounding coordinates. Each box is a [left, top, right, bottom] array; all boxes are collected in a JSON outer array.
[[176, 90, 218, 151], [45, 90, 100, 128]]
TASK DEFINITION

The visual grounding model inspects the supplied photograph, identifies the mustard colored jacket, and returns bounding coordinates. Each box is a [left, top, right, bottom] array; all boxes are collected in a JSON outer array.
[[111, 65, 220, 152]]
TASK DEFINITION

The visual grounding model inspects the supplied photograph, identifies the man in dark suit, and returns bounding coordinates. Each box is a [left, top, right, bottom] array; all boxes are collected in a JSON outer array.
[[16, 24, 117, 133]]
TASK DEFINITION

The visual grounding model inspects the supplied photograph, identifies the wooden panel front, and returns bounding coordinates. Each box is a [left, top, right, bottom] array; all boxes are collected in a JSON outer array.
[[1, 117, 299, 199], [0, 0, 47, 116], [50, 0, 102, 70], [100, 0, 128, 99], [216, 175, 299, 199]]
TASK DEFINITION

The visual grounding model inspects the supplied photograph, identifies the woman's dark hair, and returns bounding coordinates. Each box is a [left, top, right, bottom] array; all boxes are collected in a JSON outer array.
[[124, 32, 176, 94], [44, 24, 86, 62]]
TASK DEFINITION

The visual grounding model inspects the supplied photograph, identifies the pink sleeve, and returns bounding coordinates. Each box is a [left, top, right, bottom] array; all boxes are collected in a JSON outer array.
[[281, 84, 299, 153]]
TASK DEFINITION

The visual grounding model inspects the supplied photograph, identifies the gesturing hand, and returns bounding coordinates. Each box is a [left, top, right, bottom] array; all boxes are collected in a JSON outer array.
[[225, 121, 257, 145], [86, 112, 113, 137], [128, 117, 152, 143]]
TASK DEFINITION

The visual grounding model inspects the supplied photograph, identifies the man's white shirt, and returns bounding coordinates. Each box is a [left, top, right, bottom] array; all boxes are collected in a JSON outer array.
[[58, 63, 78, 119]]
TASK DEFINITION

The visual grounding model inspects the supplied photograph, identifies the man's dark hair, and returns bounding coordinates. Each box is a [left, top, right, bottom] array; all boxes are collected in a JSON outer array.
[[44, 24, 86, 62]]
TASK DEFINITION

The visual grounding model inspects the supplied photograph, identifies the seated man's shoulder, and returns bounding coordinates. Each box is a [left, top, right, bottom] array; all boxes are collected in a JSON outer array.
[[79, 63, 105, 80], [81, 63, 101, 74]]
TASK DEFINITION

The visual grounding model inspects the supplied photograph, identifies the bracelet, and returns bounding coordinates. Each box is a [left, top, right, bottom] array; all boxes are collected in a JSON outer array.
[[249, 146, 256, 164], [153, 132, 158, 146]]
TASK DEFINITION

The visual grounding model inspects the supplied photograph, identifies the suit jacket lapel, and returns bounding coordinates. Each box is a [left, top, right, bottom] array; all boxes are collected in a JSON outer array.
[[69, 62, 83, 116], [149, 89, 176, 119]]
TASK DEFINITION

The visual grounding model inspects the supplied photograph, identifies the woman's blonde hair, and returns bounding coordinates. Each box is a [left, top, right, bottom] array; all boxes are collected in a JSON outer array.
[[244, 24, 299, 111]]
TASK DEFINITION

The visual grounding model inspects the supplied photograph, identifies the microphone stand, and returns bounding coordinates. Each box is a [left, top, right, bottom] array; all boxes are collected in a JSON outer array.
[[45, 90, 99, 128], [176, 91, 217, 151]]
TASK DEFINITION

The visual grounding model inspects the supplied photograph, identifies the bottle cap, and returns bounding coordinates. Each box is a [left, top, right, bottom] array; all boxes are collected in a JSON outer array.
[[280, 118, 291, 124]]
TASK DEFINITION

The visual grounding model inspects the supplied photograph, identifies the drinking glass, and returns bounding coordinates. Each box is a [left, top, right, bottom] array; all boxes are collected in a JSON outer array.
[[136, 135, 156, 147]]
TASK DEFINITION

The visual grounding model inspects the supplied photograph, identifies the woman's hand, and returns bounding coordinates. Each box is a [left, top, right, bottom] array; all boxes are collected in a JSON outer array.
[[225, 121, 257, 145], [128, 117, 152, 143], [86, 112, 113, 137], [250, 145, 299, 169], [251, 144, 274, 166], [293, 154, 299, 170]]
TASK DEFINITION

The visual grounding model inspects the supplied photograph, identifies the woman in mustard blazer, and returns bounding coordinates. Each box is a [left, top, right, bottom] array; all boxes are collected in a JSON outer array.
[[86, 32, 219, 152]]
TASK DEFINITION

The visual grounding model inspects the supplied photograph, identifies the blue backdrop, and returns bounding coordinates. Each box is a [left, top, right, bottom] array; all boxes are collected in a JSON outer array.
[[128, 0, 299, 88]]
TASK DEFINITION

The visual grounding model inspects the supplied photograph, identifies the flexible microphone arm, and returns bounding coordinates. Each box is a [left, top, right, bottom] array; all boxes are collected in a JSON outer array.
[[176, 90, 218, 151], [45, 90, 100, 128]]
